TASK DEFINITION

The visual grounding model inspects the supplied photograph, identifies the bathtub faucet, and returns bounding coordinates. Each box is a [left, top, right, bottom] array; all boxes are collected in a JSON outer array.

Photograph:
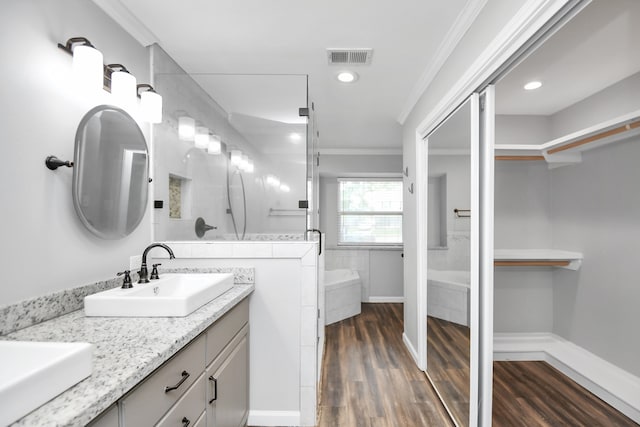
[[306, 229, 322, 255]]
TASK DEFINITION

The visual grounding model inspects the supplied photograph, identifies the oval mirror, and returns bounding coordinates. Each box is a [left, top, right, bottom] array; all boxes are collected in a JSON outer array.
[[73, 105, 149, 239]]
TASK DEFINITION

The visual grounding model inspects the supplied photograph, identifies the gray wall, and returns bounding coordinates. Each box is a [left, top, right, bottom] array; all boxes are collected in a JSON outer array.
[[494, 157, 554, 333], [319, 154, 404, 300], [494, 75, 640, 376], [401, 0, 528, 351], [0, 0, 151, 306]]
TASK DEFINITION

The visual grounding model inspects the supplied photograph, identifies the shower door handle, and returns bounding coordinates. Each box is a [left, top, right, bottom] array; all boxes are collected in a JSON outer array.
[[306, 229, 322, 255]]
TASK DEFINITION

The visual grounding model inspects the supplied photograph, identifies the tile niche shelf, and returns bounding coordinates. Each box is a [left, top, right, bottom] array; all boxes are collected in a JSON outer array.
[[494, 249, 583, 270], [495, 110, 640, 168]]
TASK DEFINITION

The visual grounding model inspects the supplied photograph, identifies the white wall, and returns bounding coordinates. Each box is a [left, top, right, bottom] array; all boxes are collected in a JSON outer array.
[[427, 155, 471, 271], [0, 0, 151, 306], [401, 0, 529, 354], [319, 153, 404, 300]]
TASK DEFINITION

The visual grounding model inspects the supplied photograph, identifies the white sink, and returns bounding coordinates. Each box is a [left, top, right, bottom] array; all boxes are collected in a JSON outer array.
[[84, 273, 235, 317], [0, 341, 93, 425]]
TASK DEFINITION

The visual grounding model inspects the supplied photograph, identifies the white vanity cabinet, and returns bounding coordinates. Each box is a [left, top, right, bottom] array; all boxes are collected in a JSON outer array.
[[114, 297, 249, 427]]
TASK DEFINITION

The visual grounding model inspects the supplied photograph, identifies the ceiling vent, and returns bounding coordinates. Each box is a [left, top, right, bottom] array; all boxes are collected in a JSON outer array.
[[327, 48, 373, 65]]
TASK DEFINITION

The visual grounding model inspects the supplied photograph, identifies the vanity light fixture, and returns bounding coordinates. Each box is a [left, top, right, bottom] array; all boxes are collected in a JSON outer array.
[[524, 80, 542, 90], [178, 116, 196, 141], [230, 150, 243, 166], [240, 154, 250, 171], [337, 71, 358, 83], [266, 175, 280, 187], [58, 37, 104, 91], [207, 135, 221, 155], [107, 64, 137, 108], [195, 126, 210, 149], [137, 84, 163, 124], [245, 159, 254, 173]]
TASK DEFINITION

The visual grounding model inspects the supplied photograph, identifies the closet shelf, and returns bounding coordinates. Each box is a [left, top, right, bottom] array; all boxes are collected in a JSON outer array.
[[494, 249, 583, 270], [495, 110, 640, 168]]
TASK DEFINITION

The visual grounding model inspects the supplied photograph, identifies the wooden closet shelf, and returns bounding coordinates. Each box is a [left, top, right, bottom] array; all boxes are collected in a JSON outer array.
[[494, 249, 583, 270]]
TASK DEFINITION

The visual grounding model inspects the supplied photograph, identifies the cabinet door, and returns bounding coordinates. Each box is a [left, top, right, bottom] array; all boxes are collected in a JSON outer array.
[[206, 334, 249, 427]]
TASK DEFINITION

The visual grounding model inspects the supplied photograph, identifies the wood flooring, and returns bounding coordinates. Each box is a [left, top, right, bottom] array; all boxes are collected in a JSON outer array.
[[316, 305, 638, 427], [427, 316, 471, 426], [317, 303, 453, 427], [426, 315, 638, 427]]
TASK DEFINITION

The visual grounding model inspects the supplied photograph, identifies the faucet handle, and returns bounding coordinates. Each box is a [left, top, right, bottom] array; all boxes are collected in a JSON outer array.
[[117, 270, 133, 289], [150, 263, 162, 280]]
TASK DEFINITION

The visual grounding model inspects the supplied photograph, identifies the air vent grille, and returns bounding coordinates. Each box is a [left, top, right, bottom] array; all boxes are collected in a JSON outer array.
[[327, 48, 373, 65]]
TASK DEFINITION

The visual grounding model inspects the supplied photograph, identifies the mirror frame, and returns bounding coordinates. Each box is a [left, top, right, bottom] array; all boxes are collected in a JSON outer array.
[[72, 104, 149, 239]]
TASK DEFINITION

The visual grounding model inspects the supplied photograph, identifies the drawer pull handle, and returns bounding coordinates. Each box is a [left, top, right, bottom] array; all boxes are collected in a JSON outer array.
[[164, 370, 190, 393], [208, 375, 218, 404], [182, 416, 191, 427]]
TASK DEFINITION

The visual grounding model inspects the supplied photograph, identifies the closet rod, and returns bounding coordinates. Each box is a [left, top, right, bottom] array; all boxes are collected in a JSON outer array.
[[495, 155, 545, 161], [494, 260, 570, 267], [548, 120, 640, 155]]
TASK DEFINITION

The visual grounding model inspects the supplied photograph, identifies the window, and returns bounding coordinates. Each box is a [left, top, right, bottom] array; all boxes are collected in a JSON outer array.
[[338, 179, 403, 245]]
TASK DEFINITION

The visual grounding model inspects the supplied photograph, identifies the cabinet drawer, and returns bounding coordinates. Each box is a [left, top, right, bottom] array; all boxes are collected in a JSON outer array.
[[122, 334, 205, 426], [156, 373, 206, 427], [206, 298, 249, 365]]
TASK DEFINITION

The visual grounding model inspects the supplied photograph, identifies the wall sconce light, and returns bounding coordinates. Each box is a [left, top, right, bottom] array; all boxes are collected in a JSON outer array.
[[195, 126, 210, 149], [230, 150, 243, 166], [58, 37, 104, 91], [137, 84, 162, 123], [178, 116, 196, 141], [208, 135, 221, 155], [107, 64, 136, 108], [266, 175, 280, 187]]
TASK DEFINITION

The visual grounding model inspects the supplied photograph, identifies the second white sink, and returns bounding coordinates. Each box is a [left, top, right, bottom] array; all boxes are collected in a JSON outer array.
[[84, 273, 235, 317]]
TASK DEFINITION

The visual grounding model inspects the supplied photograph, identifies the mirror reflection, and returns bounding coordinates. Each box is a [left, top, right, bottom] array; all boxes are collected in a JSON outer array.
[[151, 46, 310, 241], [426, 99, 472, 426], [73, 105, 149, 239]]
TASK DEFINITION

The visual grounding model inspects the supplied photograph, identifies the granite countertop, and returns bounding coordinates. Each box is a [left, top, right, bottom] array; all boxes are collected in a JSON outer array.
[[3, 284, 254, 427]]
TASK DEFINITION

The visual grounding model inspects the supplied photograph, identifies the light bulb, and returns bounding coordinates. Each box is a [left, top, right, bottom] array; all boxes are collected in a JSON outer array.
[[178, 116, 195, 141], [230, 150, 242, 166], [111, 71, 137, 109], [208, 135, 221, 155], [141, 90, 162, 123], [72, 44, 104, 91], [195, 127, 210, 149]]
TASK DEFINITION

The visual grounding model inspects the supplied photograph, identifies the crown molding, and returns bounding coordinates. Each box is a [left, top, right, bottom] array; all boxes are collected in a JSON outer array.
[[397, 0, 488, 125], [92, 0, 159, 47]]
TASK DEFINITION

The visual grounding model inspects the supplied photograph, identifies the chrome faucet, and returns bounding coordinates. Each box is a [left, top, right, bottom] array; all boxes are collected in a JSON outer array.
[[139, 243, 175, 283]]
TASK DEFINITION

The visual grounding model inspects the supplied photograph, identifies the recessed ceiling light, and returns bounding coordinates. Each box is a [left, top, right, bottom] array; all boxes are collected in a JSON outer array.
[[289, 132, 302, 142], [337, 71, 358, 83], [524, 81, 542, 90]]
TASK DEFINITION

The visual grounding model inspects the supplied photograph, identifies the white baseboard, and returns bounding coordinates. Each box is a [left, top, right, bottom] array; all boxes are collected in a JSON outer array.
[[248, 410, 300, 426], [494, 333, 640, 424], [367, 296, 405, 303], [403, 332, 421, 369]]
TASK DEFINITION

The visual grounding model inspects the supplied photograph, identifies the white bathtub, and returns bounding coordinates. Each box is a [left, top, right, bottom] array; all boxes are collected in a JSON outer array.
[[324, 269, 362, 325], [427, 269, 470, 326]]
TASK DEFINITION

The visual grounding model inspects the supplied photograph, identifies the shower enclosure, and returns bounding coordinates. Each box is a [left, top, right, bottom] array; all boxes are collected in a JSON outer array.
[[150, 45, 318, 241]]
